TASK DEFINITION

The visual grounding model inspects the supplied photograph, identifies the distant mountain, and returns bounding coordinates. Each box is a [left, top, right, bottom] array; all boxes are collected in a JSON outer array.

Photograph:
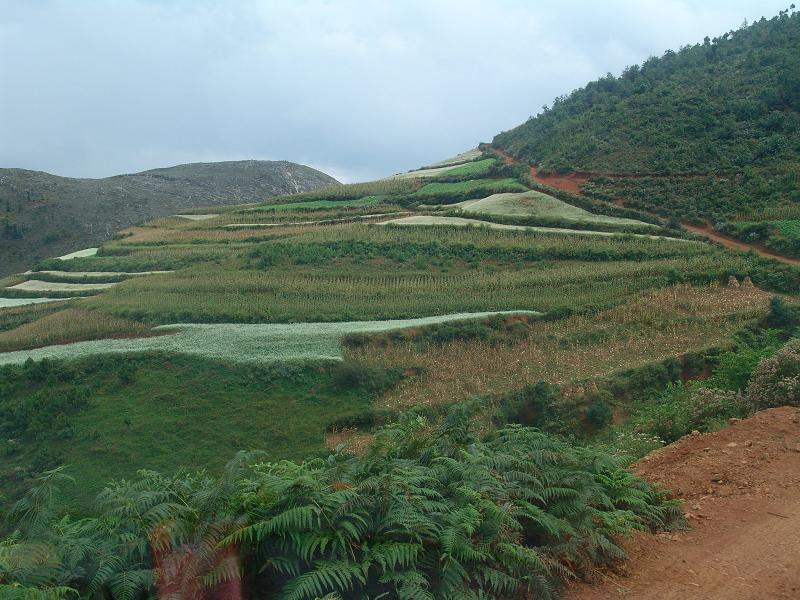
[[0, 160, 339, 275]]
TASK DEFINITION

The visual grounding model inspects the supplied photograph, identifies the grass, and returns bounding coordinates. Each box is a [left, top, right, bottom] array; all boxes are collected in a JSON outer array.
[[0, 311, 536, 365], [0, 308, 152, 351], [0, 355, 391, 512], [735, 219, 800, 239]]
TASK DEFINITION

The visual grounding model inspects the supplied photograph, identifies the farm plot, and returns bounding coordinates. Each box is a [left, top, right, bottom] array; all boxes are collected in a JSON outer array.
[[410, 178, 527, 203], [377, 215, 684, 240], [0, 297, 71, 308], [57, 247, 98, 260], [26, 270, 174, 279], [226, 212, 410, 228], [0, 308, 152, 351], [388, 158, 495, 180], [7, 280, 118, 292], [174, 213, 219, 220], [423, 148, 483, 168], [243, 196, 381, 212], [447, 190, 652, 226], [352, 284, 777, 410], [0, 311, 537, 366], [82, 253, 736, 324]]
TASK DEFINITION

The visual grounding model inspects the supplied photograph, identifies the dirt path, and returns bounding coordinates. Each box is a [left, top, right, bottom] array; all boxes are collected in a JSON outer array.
[[683, 224, 800, 266], [566, 407, 800, 600], [490, 147, 799, 265]]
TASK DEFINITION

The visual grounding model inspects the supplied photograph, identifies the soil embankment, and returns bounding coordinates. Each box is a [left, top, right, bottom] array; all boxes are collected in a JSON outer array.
[[566, 407, 800, 599]]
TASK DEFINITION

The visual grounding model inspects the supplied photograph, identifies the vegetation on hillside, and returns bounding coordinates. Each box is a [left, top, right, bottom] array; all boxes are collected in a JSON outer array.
[[1, 400, 681, 600], [493, 8, 800, 245], [3, 11, 800, 595]]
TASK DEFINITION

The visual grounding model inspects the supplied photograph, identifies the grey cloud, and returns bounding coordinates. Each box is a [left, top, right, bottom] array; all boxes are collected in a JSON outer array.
[[0, 0, 788, 182]]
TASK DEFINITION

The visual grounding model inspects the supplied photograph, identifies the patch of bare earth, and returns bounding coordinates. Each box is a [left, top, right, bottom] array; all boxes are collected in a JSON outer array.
[[566, 407, 800, 600], [325, 428, 374, 456]]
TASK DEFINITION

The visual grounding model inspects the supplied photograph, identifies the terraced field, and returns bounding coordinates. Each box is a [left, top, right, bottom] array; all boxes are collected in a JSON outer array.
[[0, 311, 536, 366], [377, 215, 680, 239], [1, 149, 797, 513]]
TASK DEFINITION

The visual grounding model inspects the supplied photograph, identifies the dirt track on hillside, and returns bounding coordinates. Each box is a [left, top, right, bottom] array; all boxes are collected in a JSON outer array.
[[682, 224, 800, 266], [490, 147, 799, 265], [566, 407, 800, 600]]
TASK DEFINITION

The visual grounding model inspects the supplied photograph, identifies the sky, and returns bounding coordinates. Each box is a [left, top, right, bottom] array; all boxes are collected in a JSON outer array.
[[0, 0, 790, 182]]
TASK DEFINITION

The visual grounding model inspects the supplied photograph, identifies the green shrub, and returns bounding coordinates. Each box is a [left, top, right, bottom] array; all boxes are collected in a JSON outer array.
[[747, 338, 800, 409], [586, 393, 614, 428]]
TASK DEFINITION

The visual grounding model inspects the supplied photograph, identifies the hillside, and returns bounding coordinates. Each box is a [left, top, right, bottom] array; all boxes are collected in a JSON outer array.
[[0, 160, 339, 275], [2, 11, 800, 599], [493, 9, 800, 256]]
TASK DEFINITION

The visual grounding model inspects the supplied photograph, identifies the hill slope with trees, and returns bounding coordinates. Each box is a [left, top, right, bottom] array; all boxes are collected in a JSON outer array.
[[493, 8, 800, 250], [0, 160, 339, 275]]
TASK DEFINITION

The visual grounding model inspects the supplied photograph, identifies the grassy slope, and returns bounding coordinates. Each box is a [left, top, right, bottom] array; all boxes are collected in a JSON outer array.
[[0, 355, 386, 511]]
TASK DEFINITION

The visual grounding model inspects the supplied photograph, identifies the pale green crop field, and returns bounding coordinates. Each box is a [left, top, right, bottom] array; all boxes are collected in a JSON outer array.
[[0, 297, 71, 308], [174, 214, 219, 220], [423, 148, 483, 168], [0, 311, 537, 366], [376, 215, 684, 240], [8, 280, 118, 292], [448, 191, 652, 226], [57, 247, 99, 260]]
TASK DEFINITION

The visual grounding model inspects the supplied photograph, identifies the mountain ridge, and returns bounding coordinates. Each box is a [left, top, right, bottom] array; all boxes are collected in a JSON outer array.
[[0, 159, 339, 275]]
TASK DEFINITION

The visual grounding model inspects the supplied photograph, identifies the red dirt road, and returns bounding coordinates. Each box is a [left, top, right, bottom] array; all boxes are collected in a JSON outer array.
[[682, 223, 800, 266], [490, 146, 800, 265], [566, 407, 800, 600]]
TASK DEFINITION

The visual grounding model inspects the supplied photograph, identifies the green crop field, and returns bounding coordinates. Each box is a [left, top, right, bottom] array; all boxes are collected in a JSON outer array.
[[447, 190, 652, 226], [243, 195, 381, 212], [410, 177, 527, 203]]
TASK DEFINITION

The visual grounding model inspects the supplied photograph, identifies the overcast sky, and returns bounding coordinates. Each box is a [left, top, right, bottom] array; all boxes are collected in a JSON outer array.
[[0, 0, 789, 182]]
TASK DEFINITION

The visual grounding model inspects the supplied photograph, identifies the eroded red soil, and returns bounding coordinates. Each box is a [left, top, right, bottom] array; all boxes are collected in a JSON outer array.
[[566, 407, 800, 600]]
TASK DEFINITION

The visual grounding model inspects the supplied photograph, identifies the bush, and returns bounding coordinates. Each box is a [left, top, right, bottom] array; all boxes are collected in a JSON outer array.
[[747, 339, 800, 409], [586, 393, 614, 428], [332, 361, 403, 394]]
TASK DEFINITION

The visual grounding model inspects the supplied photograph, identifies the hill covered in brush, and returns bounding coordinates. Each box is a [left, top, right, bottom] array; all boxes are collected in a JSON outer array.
[[0, 160, 339, 276], [493, 8, 800, 253]]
